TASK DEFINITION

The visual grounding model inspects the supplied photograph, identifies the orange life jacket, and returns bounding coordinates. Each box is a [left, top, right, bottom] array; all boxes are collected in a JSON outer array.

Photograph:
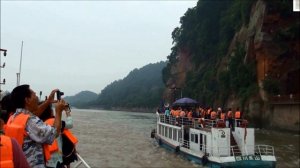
[[43, 118, 59, 162], [62, 129, 78, 144], [235, 111, 241, 119], [5, 113, 30, 146], [0, 135, 14, 168], [227, 111, 233, 118], [220, 113, 226, 120]]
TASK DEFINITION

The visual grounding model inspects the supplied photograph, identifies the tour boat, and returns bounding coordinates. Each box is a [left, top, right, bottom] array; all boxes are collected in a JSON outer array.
[[151, 114, 276, 168]]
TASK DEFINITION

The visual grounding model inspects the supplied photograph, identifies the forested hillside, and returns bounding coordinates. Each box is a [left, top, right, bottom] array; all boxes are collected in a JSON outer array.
[[91, 61, 166, 110], [64, 91, 98, 108], [162, 0, 299, 130]]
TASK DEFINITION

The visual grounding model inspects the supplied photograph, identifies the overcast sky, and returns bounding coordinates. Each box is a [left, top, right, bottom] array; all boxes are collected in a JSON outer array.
[[0, 0, 197, 97]]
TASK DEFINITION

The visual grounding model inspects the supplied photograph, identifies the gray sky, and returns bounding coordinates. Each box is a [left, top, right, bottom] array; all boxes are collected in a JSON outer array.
[[0, 0, 197, 97]]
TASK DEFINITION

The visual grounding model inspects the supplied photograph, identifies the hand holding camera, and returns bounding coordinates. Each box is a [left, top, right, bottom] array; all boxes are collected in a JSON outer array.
[[56, 90, 64, 100]]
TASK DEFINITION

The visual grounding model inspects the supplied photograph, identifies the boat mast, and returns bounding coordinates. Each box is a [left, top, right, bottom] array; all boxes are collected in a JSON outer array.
[[17, 41, 23, 86]]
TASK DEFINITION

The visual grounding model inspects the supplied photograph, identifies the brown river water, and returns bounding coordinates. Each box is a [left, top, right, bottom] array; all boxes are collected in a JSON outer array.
[[68, 109, 299, 168]]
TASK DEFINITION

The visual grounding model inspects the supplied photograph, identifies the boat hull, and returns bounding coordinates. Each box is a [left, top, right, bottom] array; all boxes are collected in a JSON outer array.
[[155, 134, 276, 168]]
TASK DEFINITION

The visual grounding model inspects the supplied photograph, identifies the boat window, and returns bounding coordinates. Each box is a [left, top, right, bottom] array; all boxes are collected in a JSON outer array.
[[169, 127, 172, 139], [195, 134, 198, 143], [173, 129, 177, 141], [191, 134, 195, 142], [200, 133, 206, 152], [159, 125, 161, 135], [178, 130, 182, 142], [165, 126, 168, 137]]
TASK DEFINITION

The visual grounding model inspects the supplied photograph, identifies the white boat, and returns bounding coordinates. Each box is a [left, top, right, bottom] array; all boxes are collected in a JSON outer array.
[[151, 114, 276, 167]]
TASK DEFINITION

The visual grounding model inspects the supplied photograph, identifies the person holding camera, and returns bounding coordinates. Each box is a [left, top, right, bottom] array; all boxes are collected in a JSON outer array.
[[61, 105, 78, 168], [5, 85, 66, 168], [39, 96, 77, 168]]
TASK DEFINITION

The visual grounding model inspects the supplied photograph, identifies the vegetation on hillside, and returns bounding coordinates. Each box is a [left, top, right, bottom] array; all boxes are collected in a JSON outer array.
[[91, 61, 166, 109], [64, 91, 98, 108], [163, 0, 255, 108]]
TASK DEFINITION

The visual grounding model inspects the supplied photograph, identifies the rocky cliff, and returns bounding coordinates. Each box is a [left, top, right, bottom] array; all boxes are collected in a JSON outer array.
[[163, 0, 299, 131]]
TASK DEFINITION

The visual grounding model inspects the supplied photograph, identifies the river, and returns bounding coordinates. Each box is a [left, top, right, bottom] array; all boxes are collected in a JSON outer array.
[[69, 109, 299, 168]]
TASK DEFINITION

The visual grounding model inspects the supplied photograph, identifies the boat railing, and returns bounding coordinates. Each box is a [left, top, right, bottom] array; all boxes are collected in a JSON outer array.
[[158, 114, 193, 127], [179, 138, 190, 149], [206, 145, 275, 157], [158, 114, 220, 128], [230, 145, 242, 157], [255, 145, 275, 156]]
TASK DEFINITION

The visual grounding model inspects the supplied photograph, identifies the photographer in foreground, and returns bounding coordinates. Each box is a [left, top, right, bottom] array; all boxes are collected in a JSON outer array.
[[5, 85, 66, 168]]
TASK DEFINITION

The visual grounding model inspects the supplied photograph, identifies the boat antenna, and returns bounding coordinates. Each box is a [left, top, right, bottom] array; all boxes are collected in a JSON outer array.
[[17, 41, 23, 86]]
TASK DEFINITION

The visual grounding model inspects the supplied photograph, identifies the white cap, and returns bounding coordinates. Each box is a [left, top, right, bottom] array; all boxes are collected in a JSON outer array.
[[217, 107, 221, 111]]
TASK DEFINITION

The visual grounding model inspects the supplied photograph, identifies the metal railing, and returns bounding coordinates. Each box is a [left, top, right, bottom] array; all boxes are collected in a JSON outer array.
[[179, 138, 190, 149], [74, 153, 91, 168], [255, 145, 275, 156], [158, 114, 250, 130], [158, 114, 222, 129]]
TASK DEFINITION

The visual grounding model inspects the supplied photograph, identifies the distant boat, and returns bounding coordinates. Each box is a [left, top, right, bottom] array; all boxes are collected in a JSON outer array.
[[151, 114, 276, 167]]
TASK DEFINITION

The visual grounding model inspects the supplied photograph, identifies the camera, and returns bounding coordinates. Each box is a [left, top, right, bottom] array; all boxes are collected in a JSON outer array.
[[56, 90, 64, 100]]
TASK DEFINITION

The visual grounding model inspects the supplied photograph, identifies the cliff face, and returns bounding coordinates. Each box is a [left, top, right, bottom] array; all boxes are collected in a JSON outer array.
[[164, 0, 300, 131], [229, 0, 299, 131]]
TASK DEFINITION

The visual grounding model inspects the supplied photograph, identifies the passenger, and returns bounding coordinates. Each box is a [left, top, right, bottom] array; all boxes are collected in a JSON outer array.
[[180, 108, 186, 117], [198, 118, 205, 128], [187, 109, 193, 120], [217, 107, 222, 119], [193, 107, 199, 118], [0, 104, 30, 168], [235, 107, 242, 127], [61, 106, 78, 168], [205, 107, 211, 119], [39, 102, 77, 168], [210, 110, 217, 127], [39, 103, 64, 168], [210, 110, 217, 120], [5, 85, 66, 168], [200, 107, 205, 118], [227, 108, 234, 130], [164, 107, 170, 123], [1, 94, 15, 119], [164, 107, 170, 117], [220, 109, 226, 121]]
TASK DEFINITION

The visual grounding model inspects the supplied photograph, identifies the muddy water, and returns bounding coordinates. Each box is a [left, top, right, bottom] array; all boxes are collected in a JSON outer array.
[[69, 109, 299, 168]]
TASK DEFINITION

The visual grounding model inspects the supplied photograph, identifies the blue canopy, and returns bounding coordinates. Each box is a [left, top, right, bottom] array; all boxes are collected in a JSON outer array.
[[172, 97, 198, 106]]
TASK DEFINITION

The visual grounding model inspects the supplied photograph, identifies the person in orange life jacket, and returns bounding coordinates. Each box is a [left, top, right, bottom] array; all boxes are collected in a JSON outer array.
[[39, 102, 64, 168], [39, 102, 77, 168], [0, 105, 30, 168], [61, 107, 78, 168], [6, 85, 66, 168], [234, 107, 242, 127], [227, 108, 234, 130], [219, 108, 226, 121]]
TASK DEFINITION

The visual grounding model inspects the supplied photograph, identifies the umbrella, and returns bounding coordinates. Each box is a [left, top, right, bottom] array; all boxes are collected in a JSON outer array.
[[172, 97, 198, 107]]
